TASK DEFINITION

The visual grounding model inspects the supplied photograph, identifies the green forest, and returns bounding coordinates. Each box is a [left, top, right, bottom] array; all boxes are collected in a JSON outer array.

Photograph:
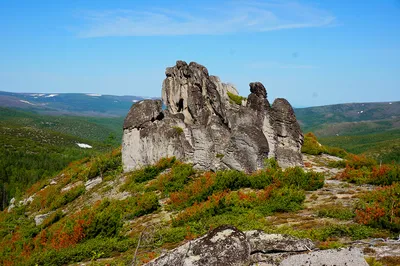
[[0, 107, 123, 210]]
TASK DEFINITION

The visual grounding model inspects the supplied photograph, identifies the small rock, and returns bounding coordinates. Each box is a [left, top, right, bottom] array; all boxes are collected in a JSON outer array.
[[7, 197, 16, 211], [85, 176, 102, 190], [35, 212, 54, 226], [19, 195, 35, 206], [61, 181, 83, 193]]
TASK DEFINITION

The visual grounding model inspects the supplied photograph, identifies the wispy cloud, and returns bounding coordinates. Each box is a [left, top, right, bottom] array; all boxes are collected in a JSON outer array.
[[76, 1, 336, 38], [247, 61, 318, 70]]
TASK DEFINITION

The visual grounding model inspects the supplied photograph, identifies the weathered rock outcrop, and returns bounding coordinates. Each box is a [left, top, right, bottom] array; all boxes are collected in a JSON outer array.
[[122, 61, 303, 172], [144, 225, 368, 266]]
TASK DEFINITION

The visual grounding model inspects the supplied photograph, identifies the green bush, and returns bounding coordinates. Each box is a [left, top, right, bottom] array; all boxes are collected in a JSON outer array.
[[50, 184, 85, 210], [27, 237, 135, 266], [86, 200, 123, 239], [172, 126, 184, 135], [278, 167, 324, 191], [87, 149, 122, 179], [302, 132, 347, 158], [155, 162, 195, 195], [302, 132, 326, 155], [261, 187, 305, 214], [317, 205, 355, 220], [123, 157, 176, 191], [248, 170, 275, 189], [213, 170, 250, 191], [227, 92, 246, 105], [131, 192, 160, 218]]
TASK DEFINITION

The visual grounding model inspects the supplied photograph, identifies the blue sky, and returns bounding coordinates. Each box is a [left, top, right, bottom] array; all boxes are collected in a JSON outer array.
[[0, 0, 399, 107]]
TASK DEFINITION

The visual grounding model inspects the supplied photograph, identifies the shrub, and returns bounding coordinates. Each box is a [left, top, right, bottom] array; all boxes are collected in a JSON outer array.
[[86, 148, 122, 180], [227, 92, 246, 105], [169, 172, 216, 209], [317, 205, 355, 220], [213, 170, 250, 191], [172, 126, 183, 135], [248, 169, 275, 189], [153, 162, 195, 195], [264, 157, 280, 170], [123, 157, 176, 191], [302, 132, 326, 155], [133, 192, 160, 218], [335, 163, 400, 186], [355, 183, 400, 232], [325, 146, 347, 158], [50, 184, 85, 210], [344, 154, 377, 169], [41, 210, 64, 229], [85, 200, 123, 239], [278, 167, 324, 191], [27, 237, 135, 266]]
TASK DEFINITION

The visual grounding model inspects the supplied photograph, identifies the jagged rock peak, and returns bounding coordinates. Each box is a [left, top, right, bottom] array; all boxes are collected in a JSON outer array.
[[122, 60, 303, 172], [249, 82, 267, 98]]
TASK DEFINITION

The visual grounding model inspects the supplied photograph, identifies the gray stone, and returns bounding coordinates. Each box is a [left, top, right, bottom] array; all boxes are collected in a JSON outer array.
[[246, 230, 316, 266], [122, 60, 303, 172], [279, 247, 368, 266], [35, 211, 54, 226], [124, 100, 164, 130], [85, 176, 102, 190], [144, 226, 368, 266], [145, 225, 250, 266], [7, 197, 15, 211]]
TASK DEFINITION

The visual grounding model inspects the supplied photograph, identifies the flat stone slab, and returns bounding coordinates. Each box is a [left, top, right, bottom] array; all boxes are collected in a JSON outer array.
[[279, 247, 368, 266]]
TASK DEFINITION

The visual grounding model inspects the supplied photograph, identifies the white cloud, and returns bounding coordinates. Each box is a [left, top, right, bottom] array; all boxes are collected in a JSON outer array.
[[76, 1, 336, 38]]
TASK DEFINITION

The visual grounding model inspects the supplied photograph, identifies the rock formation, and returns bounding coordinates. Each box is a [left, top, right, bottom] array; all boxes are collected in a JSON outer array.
[[122, 61, 303, 173], [144, 225, 368, 266]]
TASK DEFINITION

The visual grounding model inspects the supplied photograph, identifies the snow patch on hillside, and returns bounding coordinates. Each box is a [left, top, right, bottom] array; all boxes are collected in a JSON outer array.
[[20, 100, 35, 105], [86, 94, 102, 97], [45, 94, 58, 98], [76, 143, 92, 149]]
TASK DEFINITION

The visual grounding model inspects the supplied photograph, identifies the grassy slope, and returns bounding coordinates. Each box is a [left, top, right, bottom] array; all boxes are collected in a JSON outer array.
[[319, 129, 400, 163]]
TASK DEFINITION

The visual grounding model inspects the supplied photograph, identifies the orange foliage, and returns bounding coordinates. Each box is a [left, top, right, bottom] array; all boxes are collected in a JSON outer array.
[[169, 172, 216, 208]]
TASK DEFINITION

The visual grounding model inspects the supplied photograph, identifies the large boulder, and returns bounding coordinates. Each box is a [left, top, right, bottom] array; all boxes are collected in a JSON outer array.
[[122, 61, 304, 172], [145, 225, 250, 266], [144, 226, 368, 266]]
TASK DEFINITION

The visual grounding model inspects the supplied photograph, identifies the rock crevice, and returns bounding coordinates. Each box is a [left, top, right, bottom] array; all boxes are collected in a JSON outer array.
[[122, 61, 303, 172]]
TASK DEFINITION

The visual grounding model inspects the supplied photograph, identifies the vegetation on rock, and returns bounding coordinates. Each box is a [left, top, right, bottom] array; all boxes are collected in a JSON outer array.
[[227, 91, 246, 105]]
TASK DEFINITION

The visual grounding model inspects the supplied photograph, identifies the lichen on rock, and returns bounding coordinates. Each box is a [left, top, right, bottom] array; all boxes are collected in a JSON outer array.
[[122, 60, 304, 173]]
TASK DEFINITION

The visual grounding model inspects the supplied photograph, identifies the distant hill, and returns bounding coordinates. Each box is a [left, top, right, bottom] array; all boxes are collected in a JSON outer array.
[[294, 101, 400, 135], [0, 107, 124, 210], [294, 101, 400, 162], [0, 91, 157, 117], [0, 107, 124, 143]]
